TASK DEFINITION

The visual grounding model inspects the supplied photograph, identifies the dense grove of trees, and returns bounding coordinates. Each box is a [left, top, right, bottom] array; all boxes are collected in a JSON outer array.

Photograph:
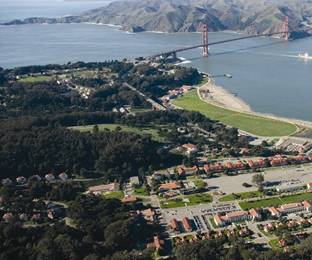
[[0, 126, 180, 179], [0, 81, 149, 117], [0, 194, 154, 260]]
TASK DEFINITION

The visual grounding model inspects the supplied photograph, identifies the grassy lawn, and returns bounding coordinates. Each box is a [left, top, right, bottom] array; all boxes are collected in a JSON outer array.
[[18, 75, 53, 83], [160, 193, 213, 209], [103, 191, 124, 200], [172, 90, 296, 137], [269, 239, 282, 251], [209, 217, 218, 229], [219, 191, 263, 202], [239, 192, 312, 210], [69, 123, 166, 142], [133, 187, 149, 196]]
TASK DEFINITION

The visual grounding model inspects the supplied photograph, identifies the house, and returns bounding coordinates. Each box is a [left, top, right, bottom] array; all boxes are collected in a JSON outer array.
[[88, 182, 120, 195], [1, 178, 12, 186], [2, 212, 13, 222], [249, 208, 261, 220], [182, 143, 198, 155], [45, 173, 55, 182], [141, 208, 155, 222], [58, 172, 68, 181], [170, 218, 179, 231], [121, 195, 137, 203], [19, 213, 28, 222], [268, 207, 281, 217], [129, 176, 140, 186], [182, 217, 192, 232], [147, 235, 164, 251], [159, 182, 181, 192], [180, 85, 192, 93], [16, 176, 27, 184]]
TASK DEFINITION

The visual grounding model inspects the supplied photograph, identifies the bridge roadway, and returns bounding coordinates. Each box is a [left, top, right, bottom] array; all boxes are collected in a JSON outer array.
[[151, 29, 310, 58]]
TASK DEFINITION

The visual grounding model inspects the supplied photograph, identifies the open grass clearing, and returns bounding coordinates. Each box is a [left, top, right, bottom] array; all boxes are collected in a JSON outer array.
[[219, 191, 263, 202], [239, 192, 312, 210], [160, 193, 213, 209], [18, 75, 53, 83], [172, 90, 296, 137], [102, 191, 124, 200], [69, 123, 166, 142]]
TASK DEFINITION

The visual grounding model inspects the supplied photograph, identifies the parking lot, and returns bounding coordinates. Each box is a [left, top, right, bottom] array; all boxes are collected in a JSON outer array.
[[205, 164, 312, 194], [161, 202, 240, 235]]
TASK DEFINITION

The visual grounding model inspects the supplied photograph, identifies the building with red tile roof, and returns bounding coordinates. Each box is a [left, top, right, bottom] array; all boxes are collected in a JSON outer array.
[[182, 217, 192, 232], [170, 218, 179, 231], [159, 182, 181, 191], [121, 195, 137, 204]]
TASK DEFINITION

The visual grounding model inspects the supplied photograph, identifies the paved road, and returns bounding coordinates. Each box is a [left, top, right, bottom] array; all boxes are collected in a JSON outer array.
[[123, 83, 166, 111]]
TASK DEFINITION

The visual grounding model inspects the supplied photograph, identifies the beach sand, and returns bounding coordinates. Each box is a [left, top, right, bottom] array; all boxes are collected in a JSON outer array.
[[198, 77, 312, 132], [199, 79, 251, 112]]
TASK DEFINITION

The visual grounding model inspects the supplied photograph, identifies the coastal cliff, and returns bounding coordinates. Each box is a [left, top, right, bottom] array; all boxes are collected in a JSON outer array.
[[3, 0, 312, 38]]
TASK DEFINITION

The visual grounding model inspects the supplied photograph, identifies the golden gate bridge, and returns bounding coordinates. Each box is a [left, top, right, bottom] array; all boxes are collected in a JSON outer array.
[[151, 17, 311, 59]]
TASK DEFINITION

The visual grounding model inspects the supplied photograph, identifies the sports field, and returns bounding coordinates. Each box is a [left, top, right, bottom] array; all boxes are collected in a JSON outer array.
[[172, 90, 296, 137]]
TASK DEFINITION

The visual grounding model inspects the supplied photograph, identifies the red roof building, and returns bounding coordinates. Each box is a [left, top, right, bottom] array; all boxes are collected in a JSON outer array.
[[182, 217, 192, 232]]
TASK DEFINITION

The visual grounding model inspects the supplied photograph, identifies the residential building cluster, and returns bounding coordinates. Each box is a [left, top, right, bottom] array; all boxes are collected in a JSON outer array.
[[268, 200, 312, 217]]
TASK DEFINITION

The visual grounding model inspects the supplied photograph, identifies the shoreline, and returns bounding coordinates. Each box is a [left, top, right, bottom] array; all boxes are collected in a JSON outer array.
[[198, 77, 312, 133]]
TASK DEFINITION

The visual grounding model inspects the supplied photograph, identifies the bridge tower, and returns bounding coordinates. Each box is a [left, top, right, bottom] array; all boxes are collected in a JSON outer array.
[[202, 24, 209, 56], [281, 16, 289, 40]]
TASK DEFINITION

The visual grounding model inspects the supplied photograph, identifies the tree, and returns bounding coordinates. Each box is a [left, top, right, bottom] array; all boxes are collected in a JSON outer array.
[[252, 173, 264, 187]]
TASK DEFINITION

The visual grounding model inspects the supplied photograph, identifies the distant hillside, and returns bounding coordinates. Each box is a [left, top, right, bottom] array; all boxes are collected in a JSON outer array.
[[4, 0, 312, 38]]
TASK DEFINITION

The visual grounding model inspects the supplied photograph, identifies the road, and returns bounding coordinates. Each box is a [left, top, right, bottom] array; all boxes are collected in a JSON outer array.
[[123, 83, 166, 111]]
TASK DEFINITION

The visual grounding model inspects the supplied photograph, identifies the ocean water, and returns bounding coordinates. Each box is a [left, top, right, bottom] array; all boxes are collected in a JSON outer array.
[[1, 0, 312, 121]]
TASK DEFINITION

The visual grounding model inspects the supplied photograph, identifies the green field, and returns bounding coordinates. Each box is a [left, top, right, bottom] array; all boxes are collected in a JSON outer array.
[[18, 75, 53, 83], [239, 192, 312, 210], [219, 191, 263, 202], [172, 90, 296, 137], [133, 187, 149, 196], [160, 193, 213, 209], [69, 123, 165, 142], [103, 191, 124, 200]]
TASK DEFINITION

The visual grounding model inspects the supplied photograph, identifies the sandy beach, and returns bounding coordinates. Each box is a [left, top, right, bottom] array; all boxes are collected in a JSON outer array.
[[199, 78, 252, 112], [198, 76, 312, 132]]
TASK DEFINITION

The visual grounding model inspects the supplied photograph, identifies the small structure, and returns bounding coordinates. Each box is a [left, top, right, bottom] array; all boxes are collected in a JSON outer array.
[[1, 178, 12, 186], [45, 173, 55, 182], [182, 143, 198, 155], [147, 235, 164, 252], [249, 208, 261, 220], [58, 172, 68, 181], [307, 182, 312, 190], [171, 218, 179, 231], [141, 208, 155, 222], [182, 217, 192, 232], [2, 212, 13, 222], [88, 182, 120, 195], [159, 182, 181, 192], [16, 176, 27, 184], [19, 213, 28, 222], [122, 195, 137, 204], [129, 176, 140, 186]]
